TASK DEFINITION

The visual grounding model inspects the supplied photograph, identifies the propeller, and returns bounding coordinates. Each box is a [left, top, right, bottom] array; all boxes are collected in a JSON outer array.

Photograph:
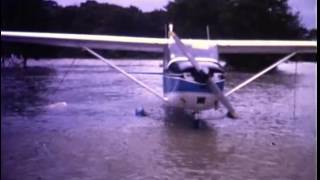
[[169, 27, 237, 119]]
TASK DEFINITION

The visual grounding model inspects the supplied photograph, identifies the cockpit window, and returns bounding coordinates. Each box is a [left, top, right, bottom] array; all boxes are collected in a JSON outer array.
[[167, 60, 223, 74]]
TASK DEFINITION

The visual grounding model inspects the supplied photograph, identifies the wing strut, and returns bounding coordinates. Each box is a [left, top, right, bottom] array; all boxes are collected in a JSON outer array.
[[225, 52, 297, 97], [83, 47, 168, 102]]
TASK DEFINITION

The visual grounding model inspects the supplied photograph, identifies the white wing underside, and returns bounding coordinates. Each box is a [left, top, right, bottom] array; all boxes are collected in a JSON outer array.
[[1, 31, 317, 54]]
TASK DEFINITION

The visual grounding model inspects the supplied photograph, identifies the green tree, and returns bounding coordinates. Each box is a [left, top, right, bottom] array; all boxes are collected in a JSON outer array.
[[1, 0, 62, 66], [1, 0, 59, 31], [166, 0, 307, 39]]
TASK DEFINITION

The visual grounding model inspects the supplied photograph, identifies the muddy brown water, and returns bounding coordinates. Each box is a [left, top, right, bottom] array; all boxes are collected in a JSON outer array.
[[1, 59, 316, 180]]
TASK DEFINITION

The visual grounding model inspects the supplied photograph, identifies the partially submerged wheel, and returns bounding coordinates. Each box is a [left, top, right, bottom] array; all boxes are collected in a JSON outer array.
[[191, 111, 201, 129], [193, 119, 200, 129]]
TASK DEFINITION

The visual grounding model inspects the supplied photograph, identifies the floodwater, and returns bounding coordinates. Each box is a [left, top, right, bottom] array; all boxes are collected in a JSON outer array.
[[1, 59, 316, 180]]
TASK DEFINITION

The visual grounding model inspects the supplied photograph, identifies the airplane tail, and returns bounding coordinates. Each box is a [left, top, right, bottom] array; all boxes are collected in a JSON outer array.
[[168, 23, 219, 59]]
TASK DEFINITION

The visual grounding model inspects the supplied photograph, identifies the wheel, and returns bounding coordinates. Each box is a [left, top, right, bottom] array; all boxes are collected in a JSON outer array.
[[193, 119, 200, 129]]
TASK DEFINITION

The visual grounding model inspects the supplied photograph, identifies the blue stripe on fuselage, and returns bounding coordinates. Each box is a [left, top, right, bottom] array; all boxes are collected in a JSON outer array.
[[163, 76, 224, 94]]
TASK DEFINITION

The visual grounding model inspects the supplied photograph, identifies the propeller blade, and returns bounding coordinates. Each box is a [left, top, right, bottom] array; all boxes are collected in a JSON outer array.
[[207, 79, 238, 119], [169, 31, 202, 71]]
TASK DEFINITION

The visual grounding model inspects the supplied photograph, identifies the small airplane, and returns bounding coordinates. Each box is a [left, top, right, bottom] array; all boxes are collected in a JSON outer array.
[[1, 24, 317, 126]]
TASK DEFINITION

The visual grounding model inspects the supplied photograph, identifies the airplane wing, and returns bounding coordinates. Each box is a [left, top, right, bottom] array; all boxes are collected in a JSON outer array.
[[1, 31, 168, 52], [1, 31, 317, 54], [184, 39, 317, 54]]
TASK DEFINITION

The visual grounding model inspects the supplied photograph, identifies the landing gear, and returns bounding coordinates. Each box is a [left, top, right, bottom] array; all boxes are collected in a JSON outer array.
[[213, 100, 219, 110], [193, 119, 201, 129], [192, 112, 201, 129]]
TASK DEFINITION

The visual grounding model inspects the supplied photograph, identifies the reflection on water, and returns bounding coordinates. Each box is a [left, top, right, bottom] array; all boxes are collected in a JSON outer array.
[[1, 59, 316, 180], [1, 67, 56, 117]]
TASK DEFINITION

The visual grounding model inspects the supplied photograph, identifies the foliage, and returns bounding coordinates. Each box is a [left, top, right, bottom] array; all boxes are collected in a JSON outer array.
[[166, 0, 307, 39]]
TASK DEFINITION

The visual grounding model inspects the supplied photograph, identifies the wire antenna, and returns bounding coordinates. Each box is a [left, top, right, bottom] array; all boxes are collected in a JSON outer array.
[[206, 25, 210, 40], [293, 60, 298, 120], [169, 23, 173, 33]]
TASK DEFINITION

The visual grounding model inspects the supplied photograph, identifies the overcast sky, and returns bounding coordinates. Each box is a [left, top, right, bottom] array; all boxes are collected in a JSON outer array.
[[54, 0, 316, 29]]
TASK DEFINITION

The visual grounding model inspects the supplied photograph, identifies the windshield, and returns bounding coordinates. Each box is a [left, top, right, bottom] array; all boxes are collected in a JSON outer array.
[[167, 59, 223, 74]]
